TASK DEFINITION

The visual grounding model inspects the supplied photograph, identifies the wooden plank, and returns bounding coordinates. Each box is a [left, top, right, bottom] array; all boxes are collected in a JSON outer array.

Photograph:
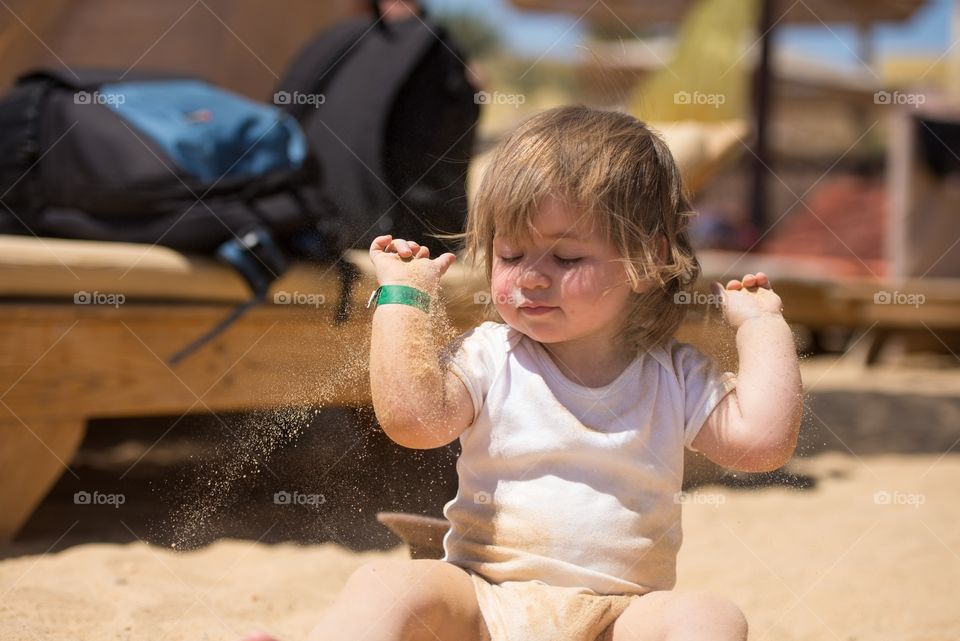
[[0, 299, 488, 422], [0, 236, 372, 303], [0, 306, 369, 419], [0, 237, 496, 317], [0, 416, 86, 541], [696, 250, 960, 329]]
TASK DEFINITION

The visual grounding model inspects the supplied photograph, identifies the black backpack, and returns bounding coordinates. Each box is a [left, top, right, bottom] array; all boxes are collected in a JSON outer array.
[[0, 67, 327, 270], [0, 4, 479, 363], [274, 5, 479, 254]]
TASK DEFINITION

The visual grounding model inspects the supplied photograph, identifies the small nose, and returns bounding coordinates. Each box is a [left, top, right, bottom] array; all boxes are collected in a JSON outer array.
[[516, 259, 550, 289]]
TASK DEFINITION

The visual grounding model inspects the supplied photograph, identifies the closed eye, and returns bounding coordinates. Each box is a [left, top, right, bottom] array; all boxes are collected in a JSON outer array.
[[498, 255, 582, 265]]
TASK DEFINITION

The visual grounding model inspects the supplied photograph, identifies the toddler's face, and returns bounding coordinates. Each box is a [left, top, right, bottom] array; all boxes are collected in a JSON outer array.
[[490, 197, 651, 347]]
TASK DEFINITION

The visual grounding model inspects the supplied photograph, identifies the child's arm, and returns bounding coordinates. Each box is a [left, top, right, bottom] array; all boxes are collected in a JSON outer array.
[[368, 235, 475, 449], [690, 272, 803, 473]]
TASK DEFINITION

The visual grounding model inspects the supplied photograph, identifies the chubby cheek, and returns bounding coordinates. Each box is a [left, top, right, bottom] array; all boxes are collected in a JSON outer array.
[[557, 267, 612, 309], [490, 266, 520, 315]]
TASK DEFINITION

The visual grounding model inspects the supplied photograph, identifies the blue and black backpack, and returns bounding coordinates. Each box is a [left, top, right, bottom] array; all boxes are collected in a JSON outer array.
[[0, 3, 479, 362]]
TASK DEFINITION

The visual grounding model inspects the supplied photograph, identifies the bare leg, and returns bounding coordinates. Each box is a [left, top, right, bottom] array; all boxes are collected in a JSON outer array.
[[606, 590, 748, 641], [241, 559, 487, 641], [306, 558, 488, 641]]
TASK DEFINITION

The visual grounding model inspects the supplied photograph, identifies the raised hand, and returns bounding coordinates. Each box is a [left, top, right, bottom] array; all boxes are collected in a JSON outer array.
[[369, 235, 457, 293], [710, 272, 784, 329]]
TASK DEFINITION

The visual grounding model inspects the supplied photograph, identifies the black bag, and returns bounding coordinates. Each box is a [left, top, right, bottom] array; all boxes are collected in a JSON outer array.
[[0, 67, 334, 275], [274, 3, 479, 253]]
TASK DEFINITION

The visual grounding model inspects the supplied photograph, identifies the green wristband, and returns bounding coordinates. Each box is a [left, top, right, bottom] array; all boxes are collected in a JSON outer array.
[[366, 284, 431, 313]]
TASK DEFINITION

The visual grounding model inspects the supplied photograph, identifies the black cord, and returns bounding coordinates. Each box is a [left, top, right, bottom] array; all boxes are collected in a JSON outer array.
[[166, 293, 265, 366]]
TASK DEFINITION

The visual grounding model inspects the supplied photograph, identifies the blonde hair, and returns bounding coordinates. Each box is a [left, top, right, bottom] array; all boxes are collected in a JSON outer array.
[[449, 105, 702, 354]]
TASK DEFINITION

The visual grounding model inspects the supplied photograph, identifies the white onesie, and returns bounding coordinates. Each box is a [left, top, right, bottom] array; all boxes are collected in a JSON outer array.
[[441, 321, 737, 596]]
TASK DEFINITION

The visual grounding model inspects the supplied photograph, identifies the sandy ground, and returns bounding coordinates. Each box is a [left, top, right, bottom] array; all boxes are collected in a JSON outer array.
[[2, 454, 958, 641], [2, 357, 960, 641]]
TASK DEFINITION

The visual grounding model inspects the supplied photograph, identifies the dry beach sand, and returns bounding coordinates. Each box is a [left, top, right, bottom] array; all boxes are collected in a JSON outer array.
[[2, 356, 959, 641]]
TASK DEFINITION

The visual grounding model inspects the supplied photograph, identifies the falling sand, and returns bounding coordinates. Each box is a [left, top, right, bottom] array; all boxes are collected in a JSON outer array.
[[157, 289, 462, 550]]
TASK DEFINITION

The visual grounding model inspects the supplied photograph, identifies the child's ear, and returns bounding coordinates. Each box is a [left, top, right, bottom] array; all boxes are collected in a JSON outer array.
[[655, 235, 668, 264], [630, 279, 653, 295]]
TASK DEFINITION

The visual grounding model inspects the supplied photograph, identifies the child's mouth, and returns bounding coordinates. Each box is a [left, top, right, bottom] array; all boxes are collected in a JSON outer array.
[[519, 306, 557, 316]]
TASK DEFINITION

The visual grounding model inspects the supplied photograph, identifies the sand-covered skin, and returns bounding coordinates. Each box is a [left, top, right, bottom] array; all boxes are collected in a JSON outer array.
[[2, 452, 957, 641]]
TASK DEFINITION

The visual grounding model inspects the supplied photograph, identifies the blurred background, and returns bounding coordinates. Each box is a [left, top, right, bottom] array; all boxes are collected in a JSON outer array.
[[1, 2, 959, 639]]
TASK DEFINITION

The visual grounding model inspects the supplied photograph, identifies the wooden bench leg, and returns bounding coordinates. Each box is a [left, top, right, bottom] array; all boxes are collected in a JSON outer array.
[[842, 327, 890, 367], [0, 416, 86, 541]]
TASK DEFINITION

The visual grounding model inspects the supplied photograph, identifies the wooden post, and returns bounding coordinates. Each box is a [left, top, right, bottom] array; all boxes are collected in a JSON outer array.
[[950, 0, 960, 99], [749, 0, 775, 233], [0, 416, 86, 540]]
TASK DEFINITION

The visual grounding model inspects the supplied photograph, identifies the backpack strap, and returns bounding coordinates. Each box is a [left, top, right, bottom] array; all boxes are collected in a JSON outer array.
[[0, 77, 55, 218], [166, 227, 288, 365], [166, 234, 360, 366]]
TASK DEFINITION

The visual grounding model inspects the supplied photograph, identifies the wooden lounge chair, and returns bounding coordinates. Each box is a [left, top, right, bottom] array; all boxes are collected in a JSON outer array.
[[0, 236, 489, 541]]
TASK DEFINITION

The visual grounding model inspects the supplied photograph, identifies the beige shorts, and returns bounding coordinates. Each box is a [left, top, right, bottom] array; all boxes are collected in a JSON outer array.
[[467, 570, 641, 641]]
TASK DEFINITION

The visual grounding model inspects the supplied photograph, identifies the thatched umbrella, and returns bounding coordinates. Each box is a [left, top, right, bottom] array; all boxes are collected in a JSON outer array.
[[510, 0, 930, 231], [512, 0, 926, 24]]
